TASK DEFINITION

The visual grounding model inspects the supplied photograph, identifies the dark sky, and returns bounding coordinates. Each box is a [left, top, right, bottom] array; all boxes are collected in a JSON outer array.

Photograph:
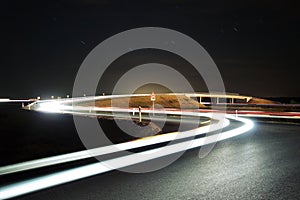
[[1, 0, 299, 98]]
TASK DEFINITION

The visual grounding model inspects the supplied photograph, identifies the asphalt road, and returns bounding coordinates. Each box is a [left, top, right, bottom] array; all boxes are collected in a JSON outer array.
[[17, 122, 300, 200]]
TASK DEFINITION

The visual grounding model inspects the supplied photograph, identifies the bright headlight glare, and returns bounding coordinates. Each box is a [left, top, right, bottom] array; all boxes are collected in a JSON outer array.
[[37, 102, 62, 113]]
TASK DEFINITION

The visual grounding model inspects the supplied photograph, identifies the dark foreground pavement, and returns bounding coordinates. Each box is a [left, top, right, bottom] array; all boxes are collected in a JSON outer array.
[[17, 122, 300, 200]]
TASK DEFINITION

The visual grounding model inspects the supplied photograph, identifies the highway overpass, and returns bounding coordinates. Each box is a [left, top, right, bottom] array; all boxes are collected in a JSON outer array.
[[184, 93, 252, 104]]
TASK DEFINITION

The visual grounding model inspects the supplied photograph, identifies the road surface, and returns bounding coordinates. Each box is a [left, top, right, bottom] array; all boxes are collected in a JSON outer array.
[[16, 122, 300, 200]]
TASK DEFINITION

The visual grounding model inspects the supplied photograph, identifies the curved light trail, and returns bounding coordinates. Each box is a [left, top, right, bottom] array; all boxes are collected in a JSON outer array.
[[0, 112, 228, 176], [0, 96, 255, 199], [0, 115, 253, 199]]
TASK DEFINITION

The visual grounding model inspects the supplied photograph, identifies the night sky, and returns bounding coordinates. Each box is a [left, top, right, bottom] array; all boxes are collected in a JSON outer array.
[[1, 0, 299, 99]]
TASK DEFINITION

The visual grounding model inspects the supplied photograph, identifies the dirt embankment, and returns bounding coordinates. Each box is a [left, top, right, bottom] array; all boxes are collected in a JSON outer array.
[[80, 95, 205, 109], [248, 97, 279, 104]]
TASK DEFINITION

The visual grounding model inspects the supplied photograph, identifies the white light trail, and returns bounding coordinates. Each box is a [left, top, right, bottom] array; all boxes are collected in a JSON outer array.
[[0, 99, 10, 102], [0, 115, 253, 199], [0, 114, 228, 175]]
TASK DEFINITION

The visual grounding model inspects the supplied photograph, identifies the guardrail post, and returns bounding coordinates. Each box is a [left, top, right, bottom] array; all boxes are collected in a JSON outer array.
[[139, 106, 142, 123]]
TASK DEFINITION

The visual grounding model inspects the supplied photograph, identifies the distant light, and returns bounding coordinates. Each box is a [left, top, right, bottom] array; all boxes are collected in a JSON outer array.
[[51, 96, 54, 99], [37, 96, 41, 100], [83, 93, 86, 97], [66, 95, 70, 98], [37, 101, 62, 113]]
